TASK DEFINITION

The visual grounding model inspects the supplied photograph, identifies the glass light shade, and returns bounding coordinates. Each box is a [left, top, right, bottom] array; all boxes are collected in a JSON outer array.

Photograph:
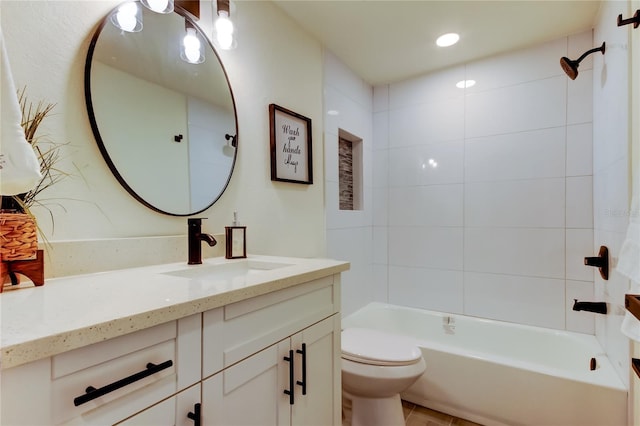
[[436, 33, 460, 47], [181, 28, 205, 64], [213, 10, 236, 50], [141, 0, 174, 14], [110, 2, 143, 32], [456, 79, 476, 89]]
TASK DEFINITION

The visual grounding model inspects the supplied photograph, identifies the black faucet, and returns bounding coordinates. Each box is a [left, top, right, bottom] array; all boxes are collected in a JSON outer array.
[[188, 218, 217, 265], [573, 299, 607, 315]]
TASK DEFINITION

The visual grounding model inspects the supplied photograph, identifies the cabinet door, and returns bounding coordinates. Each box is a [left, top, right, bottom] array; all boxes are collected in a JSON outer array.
[[117, 384, 200, 426], [202, 340, 291, 426], [291, 315, 341, 426]]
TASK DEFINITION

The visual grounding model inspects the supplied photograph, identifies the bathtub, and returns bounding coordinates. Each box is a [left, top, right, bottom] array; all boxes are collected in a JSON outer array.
[[341, 302, 627, 426]]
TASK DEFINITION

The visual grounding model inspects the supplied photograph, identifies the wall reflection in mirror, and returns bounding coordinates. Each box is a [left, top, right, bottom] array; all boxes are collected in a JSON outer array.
[[85, 1, 238, 216]]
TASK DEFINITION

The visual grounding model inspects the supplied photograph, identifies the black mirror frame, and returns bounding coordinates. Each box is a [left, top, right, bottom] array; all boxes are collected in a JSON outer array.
[[84, 2, 238, 216]]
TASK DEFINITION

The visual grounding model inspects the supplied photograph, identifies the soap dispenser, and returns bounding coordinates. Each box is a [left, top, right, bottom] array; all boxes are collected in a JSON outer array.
[[225, 212, 246, 259]]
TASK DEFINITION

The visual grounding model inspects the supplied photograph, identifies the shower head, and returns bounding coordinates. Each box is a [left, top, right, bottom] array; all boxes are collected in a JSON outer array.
[[560, 42, 606, 80]]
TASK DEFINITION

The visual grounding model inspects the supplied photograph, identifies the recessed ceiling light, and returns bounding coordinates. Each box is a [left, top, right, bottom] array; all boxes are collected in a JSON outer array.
[[436, 33, 460, 47], [456, 80, 476, 89]]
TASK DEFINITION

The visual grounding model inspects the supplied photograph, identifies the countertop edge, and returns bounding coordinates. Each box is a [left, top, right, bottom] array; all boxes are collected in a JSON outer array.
[[1, 259, 349, 370]]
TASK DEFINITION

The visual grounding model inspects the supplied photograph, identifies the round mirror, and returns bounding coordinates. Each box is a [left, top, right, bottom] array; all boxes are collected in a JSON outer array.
[[85, 1, 238, 216]]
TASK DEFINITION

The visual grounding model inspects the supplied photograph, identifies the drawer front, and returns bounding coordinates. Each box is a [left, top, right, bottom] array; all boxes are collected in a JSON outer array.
[[54, 340, 177, 424], [52, 314, 201, 425], [53, 321, 176, 379], [203, 275, 338, 377], [116, 383, 200, 426]]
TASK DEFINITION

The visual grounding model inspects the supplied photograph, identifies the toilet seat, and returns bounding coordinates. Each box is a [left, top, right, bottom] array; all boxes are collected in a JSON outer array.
[[341, 328, 422, 366]]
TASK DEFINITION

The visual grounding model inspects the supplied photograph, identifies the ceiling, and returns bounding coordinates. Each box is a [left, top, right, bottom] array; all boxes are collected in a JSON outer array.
[[272, 0, 602, 85]]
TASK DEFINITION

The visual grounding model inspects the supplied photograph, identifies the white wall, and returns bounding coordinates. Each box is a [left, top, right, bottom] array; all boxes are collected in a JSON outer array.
[[1, 1, 326, 268], [593, 0, 632, 389], [323, 52, 374, 317], [372, 31, 596, 333]]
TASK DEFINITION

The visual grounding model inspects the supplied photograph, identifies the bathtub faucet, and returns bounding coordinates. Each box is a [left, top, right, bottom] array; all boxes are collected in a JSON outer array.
[[188, 218, 217, 265], [572, 299, 607, 315]]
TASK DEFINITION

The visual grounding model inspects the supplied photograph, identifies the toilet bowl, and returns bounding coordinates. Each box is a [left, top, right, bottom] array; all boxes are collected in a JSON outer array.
[[341, 327, 426, 426]]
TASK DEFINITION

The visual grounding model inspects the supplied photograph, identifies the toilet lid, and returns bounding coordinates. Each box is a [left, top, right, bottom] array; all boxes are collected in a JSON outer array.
[[341, 328, 422, 366]]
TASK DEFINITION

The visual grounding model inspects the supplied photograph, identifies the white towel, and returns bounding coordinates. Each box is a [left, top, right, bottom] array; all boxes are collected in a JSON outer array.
[[617, 196, 640, 341], [0, 24, 41, 196]]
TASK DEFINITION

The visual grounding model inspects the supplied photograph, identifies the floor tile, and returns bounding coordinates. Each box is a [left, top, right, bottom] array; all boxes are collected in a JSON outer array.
[[342, 397, 483, 426]]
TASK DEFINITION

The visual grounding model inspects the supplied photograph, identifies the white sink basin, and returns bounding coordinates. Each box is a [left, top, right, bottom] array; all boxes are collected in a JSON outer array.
[[162, 259, 293, 281]]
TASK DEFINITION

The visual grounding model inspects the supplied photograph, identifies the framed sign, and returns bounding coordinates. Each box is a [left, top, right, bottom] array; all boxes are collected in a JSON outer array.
[[269, 104, 313, 184]]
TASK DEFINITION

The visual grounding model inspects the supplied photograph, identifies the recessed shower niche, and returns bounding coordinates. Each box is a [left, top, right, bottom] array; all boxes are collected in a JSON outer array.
[[338, 129, 363, 211]]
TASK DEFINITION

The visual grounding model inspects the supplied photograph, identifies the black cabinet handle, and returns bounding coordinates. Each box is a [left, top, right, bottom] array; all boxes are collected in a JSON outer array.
[[187, 402, 201, 426], [73, 360, 173, 407], [296, 343, 307, 395], [283, 350, 294, 405]]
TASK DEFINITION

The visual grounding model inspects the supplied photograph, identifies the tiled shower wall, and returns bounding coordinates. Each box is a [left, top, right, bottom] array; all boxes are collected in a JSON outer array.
[[324, 52, 375, 317], [373, 31, 597, 333]]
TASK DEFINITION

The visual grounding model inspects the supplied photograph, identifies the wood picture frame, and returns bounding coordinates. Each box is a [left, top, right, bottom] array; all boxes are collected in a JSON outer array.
[[269, 104, 313, 184]]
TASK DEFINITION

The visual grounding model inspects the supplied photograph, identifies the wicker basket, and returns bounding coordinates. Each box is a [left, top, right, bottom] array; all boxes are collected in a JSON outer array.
[[0, 213, 38, 261]]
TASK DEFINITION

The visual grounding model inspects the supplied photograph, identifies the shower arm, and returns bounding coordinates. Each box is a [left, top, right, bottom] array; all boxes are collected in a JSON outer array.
[[574, 44, 605, 64]]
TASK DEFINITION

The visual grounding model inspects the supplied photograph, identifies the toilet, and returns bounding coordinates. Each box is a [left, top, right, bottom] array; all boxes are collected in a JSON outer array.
[[341, 327, 426, 426]]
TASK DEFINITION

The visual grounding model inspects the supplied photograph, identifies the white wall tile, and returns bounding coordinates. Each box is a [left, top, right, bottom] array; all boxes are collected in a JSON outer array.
[[567, 68, 593, 125], [593, 160, 630, 233], [464, 272, 566, 329], [373, 111, 389, 151], [390, 66, 465, 108], [465, 179, 564, 228], [373, 264, 389, 303], [388, 226, 463, 270], [373, 186, 388, 227], [465, 76, 567, 138], [465, 127, 566, 182], [566, 176, 593, 228], [388, 142, 464, 187], [389, 185, 463, 227], [323, 85, 341, 137], [389, 97, 464, 147], [325, 180, 340, 228], [465, 37, 567, 92], [566, 229, 595, 282], [389, 266, 464, 314], [373, 226, 388, 265], [373, 85, 389, 113], [324, 130, 339, 184], [327, 227, 374, 316], [324, 50, 372, 110], [566, 123, 593, 177], [464, 227, 565, 278], [373, 149, 388, 190]]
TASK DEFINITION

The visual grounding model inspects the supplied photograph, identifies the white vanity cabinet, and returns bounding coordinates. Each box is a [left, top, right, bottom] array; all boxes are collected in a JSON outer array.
[[1, 258, 346, 426], [0, 314, 201, 426], [201, 275, 341, 426]]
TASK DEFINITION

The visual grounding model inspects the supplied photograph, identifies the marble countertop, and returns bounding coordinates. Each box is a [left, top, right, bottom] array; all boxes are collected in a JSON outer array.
[[1, 255, 349, 370]]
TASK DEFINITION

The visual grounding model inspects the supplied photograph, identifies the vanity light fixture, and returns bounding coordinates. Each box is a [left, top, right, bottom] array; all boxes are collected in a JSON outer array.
[[213, 0, 236, 50], [436, 33, 459, 47], [110, 2, 143, 33], [141, 0, 174, 14], [181, 22, 205, 64]]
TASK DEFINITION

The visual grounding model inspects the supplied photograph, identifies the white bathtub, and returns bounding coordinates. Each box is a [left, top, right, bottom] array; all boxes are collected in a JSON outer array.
[[342, 302, 627, 426]]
